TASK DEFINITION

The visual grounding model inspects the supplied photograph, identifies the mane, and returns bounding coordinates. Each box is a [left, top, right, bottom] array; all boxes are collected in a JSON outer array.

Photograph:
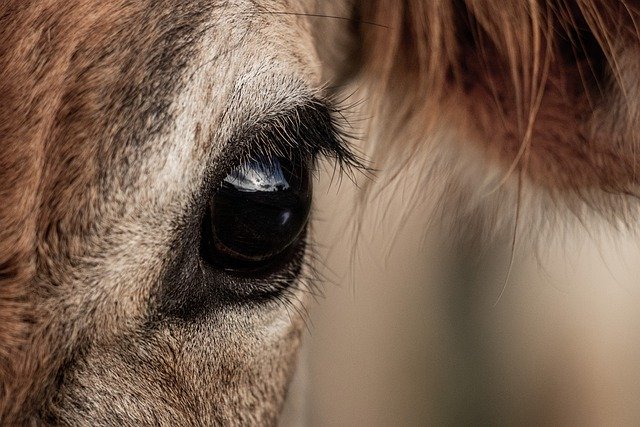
[[354, 0, 640, 237]]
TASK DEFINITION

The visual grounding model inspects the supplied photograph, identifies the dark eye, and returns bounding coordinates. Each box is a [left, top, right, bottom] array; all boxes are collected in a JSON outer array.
[[202, 155, 312, 272]]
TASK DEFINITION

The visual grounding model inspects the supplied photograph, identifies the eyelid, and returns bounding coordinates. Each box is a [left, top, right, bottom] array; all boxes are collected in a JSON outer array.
[[228, 100, 368, 180]]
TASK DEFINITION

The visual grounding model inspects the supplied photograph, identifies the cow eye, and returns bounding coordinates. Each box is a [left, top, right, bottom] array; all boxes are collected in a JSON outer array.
[[202, 155, 312, 272]]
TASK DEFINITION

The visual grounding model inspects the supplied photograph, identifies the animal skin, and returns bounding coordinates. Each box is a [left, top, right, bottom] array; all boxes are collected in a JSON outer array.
[[1, 0, 639, 424]]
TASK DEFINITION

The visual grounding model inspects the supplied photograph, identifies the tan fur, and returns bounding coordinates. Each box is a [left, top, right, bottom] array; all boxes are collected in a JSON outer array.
[[1, 0, 319, 423], [352, 0, 640, 231], [2, 0, 640, 424]]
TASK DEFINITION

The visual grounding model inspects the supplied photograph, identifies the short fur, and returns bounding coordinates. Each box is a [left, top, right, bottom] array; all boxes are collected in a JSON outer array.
[[1, 0, 319, 423], [2, 0, 640, 424]]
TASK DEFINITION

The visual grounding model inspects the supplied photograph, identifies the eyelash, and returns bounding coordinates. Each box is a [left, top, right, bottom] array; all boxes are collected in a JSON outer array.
[[227, 101, 368, 185], [264, 239, 324, 319], [158, 102, 367, 318], [259, 103, 366, 306]]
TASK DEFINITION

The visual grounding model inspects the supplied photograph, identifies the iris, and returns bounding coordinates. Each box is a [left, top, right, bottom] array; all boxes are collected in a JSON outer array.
[[204, 156, 312, 271]]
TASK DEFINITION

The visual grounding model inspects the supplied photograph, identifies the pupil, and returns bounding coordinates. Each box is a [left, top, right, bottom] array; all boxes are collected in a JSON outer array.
[[206, 156, 312, 270]]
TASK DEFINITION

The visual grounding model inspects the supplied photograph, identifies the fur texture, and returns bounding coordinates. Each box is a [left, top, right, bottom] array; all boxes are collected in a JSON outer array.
[[349, 0, 640, 237], [1, 0, 320, 423], [2, 0, 640, 424]]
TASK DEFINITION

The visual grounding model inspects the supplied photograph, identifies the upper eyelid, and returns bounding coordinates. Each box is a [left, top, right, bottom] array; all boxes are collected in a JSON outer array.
[[198, 98, 368, 203], [229, 99, 366, 175]]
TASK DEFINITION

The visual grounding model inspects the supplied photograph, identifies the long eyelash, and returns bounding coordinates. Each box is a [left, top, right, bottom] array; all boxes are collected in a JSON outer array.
[[238, 99, 371, 183], [320, 94, 377, 185], [242, 102, 368, 316], [201, 100, 368, 314]]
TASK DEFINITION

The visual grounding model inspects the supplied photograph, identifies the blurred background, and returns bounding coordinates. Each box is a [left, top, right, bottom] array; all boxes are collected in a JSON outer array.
[[282, 170, 640, 426]]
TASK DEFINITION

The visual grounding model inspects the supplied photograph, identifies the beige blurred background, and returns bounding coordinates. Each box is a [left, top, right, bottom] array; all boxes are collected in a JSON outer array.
[[282, 170, 640, 426]]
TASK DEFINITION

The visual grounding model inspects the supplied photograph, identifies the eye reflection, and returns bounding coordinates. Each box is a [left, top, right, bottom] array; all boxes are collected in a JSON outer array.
[[224, 160, 290, 192], [204, 156, 312, 271]]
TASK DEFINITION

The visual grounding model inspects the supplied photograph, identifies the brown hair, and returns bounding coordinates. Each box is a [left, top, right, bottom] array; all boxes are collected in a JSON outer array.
[[356, 0, 640, 202]]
